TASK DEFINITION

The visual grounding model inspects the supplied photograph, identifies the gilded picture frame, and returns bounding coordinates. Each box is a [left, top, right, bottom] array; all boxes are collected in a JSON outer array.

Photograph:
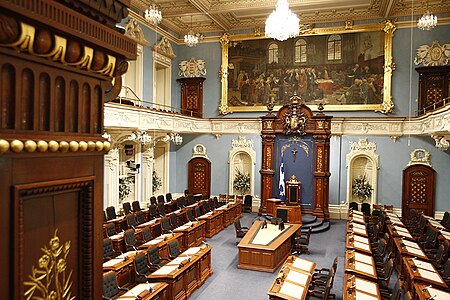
[[218, 20, 396, 115]]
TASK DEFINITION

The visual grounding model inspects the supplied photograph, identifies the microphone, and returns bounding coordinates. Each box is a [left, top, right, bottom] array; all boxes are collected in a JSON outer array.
[[133, 245, 139, 254], [147, 283, 153, 293], [422, 285, 432, 293], [195, 217, 200, 223], [169, 230, 175, 236], [201, 240, 208, 248], [347, 275, 355, 282]]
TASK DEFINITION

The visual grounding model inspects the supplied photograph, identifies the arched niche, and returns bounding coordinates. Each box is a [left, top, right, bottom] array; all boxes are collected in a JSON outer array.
[[228, 136, 256, 196], [346, 139, 379, 206]]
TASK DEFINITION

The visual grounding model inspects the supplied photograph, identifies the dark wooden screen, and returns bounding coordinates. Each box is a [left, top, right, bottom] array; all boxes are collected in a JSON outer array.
[[402, 164, 436, 218], [188, 157, 211, 198], [177, 77, 206, 118], [0, 1, 136, 299]]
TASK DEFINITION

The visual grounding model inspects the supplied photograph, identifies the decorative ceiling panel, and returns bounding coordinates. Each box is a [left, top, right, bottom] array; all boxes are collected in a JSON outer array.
[[131, 0, 450, 35]]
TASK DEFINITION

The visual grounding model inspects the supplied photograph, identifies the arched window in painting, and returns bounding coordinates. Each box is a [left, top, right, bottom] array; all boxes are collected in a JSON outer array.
[[327, 34, 342, 61], [295, 38, 307, 63], [268, 43, 279, 64]]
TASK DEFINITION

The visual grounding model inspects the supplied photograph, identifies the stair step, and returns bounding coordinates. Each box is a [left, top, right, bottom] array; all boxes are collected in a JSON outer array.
[[302, 214, 317, 225], [301, 221, 330, 234]]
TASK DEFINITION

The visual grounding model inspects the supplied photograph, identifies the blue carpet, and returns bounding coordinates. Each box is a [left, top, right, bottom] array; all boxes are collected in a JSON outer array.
[[190, 213, 348, 300]]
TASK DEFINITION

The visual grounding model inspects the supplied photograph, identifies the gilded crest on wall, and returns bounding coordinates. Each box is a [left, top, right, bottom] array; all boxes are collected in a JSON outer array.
[[179, 57, 207, 78], [283, 95, 307, 135]]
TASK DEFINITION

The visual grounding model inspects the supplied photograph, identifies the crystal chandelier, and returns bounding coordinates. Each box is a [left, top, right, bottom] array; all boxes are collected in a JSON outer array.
[[265, 0, 300, 41], [417, 11, 437, 30], [184, 30, 199, 47], [128, 130, 152, 145], [145, 3, 162, 25]]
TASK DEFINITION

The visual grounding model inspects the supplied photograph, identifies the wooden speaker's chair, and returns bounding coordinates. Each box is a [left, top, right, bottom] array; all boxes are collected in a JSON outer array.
[[147, 246, 169, 271], [103, 271, 128, 300], [123, 202, 132, 215], [168, 240, 181, 259], [105, 206, 117, 220], [133, 252, 151, 283], [292, 226, 312, 255], [132, 200, 141, 212], [243, 195, 252, 213]]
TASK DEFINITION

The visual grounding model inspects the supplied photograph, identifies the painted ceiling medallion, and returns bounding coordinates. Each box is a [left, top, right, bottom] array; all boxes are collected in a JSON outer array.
[[415, 40, 450, 67]]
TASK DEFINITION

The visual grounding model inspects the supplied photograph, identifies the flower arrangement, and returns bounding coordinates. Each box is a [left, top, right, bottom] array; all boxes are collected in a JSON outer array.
[[152, 170, 162, 193], [352, 175, 373, 202], [233, 168, 250, 195], [119, 177, 133, 203]]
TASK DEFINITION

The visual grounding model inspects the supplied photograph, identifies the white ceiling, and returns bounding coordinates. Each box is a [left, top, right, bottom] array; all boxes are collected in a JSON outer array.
[[131, 0, 450, 35]]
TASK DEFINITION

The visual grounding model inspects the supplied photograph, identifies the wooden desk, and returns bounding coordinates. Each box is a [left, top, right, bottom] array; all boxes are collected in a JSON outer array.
[[268, 256, 316, 300], [137, 218, 162, 239], [118, 282, 168, 300], [343, 274, 381, 300], [346, 222, 368, 237], [348, 214, 366, 225], [238, 221, 301, 273], [173, 221, 206, 250], [387, 224, 414, 240], [393, 238, 428, 260], [138, 233, 184, 259], [346, 233, 372, 254], [403, 257, 447, 291], [103, 251, 143, 287], [147, 245, 212, 300], [198, 210, 224, 238], [276, 205, 302, 225], [414, 283, 450, 300], [345, 250, 377, 279], [266, 198, 282, 217]]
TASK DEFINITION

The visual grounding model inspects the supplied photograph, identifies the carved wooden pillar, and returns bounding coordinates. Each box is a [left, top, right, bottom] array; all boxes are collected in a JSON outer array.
[[259, 113, 276, 214], [312, 114, 332, 221]]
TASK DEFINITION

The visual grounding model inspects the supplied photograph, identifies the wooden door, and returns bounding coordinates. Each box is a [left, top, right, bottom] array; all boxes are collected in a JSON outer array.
[[402, 165, 435, 218], [188, 157, 211, 198]]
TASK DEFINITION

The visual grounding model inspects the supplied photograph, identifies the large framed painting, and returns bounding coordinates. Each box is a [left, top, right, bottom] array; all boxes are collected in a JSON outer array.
[[218, 21, 396, 115]]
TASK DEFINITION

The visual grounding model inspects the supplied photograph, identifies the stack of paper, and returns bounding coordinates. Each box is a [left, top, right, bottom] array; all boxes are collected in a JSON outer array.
[[103, 258, 123, 268], [152, 265, 179, 275], [285, 270, 310, 285], [355, 278, 377, 296], [279, 281, 304, 300]]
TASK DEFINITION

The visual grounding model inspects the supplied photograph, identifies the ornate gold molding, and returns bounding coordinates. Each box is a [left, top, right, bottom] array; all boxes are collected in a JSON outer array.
[[0, 139, 111, 155], [24, 230, 74, 300]]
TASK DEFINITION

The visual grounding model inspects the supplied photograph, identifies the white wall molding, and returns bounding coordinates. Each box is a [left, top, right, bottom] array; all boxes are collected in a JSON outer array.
[[105, 102, 449, 138]]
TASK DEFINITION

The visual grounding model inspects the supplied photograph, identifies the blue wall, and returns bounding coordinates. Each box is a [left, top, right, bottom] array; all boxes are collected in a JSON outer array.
[[138, 23, 450, 212]]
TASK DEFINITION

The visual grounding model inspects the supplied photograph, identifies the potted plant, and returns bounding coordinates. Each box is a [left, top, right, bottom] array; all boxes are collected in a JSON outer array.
[[233, 168, 250, 196], [352, 175, 373, 202], [119, 177, 133, 203], [152, 170, 162, 193]]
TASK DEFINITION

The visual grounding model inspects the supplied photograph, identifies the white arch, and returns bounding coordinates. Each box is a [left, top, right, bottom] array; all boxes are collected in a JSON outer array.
[[345, 139, 379, 206], [228, 136, 256, 196]]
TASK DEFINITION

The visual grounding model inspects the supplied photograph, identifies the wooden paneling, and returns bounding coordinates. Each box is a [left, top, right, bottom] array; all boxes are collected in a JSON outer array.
[[402, 164, 435, 218], [188, 157, 211, 198]]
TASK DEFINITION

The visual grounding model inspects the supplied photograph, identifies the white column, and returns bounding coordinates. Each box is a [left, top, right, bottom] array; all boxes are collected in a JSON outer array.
[[142, 146, 154, 205], [104, 148, 120, 208]]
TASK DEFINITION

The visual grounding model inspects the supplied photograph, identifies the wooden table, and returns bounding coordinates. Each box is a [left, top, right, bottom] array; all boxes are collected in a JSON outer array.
[[414, 283, 450, 300], [267, 256, 316, 300], [173, 220, 206, 250], [117, 282, 168, 299], [146, 245, 212, 300], [238, 221, 301, 273], [343, 274, 381, 300], [345, 250, 377, 279]]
